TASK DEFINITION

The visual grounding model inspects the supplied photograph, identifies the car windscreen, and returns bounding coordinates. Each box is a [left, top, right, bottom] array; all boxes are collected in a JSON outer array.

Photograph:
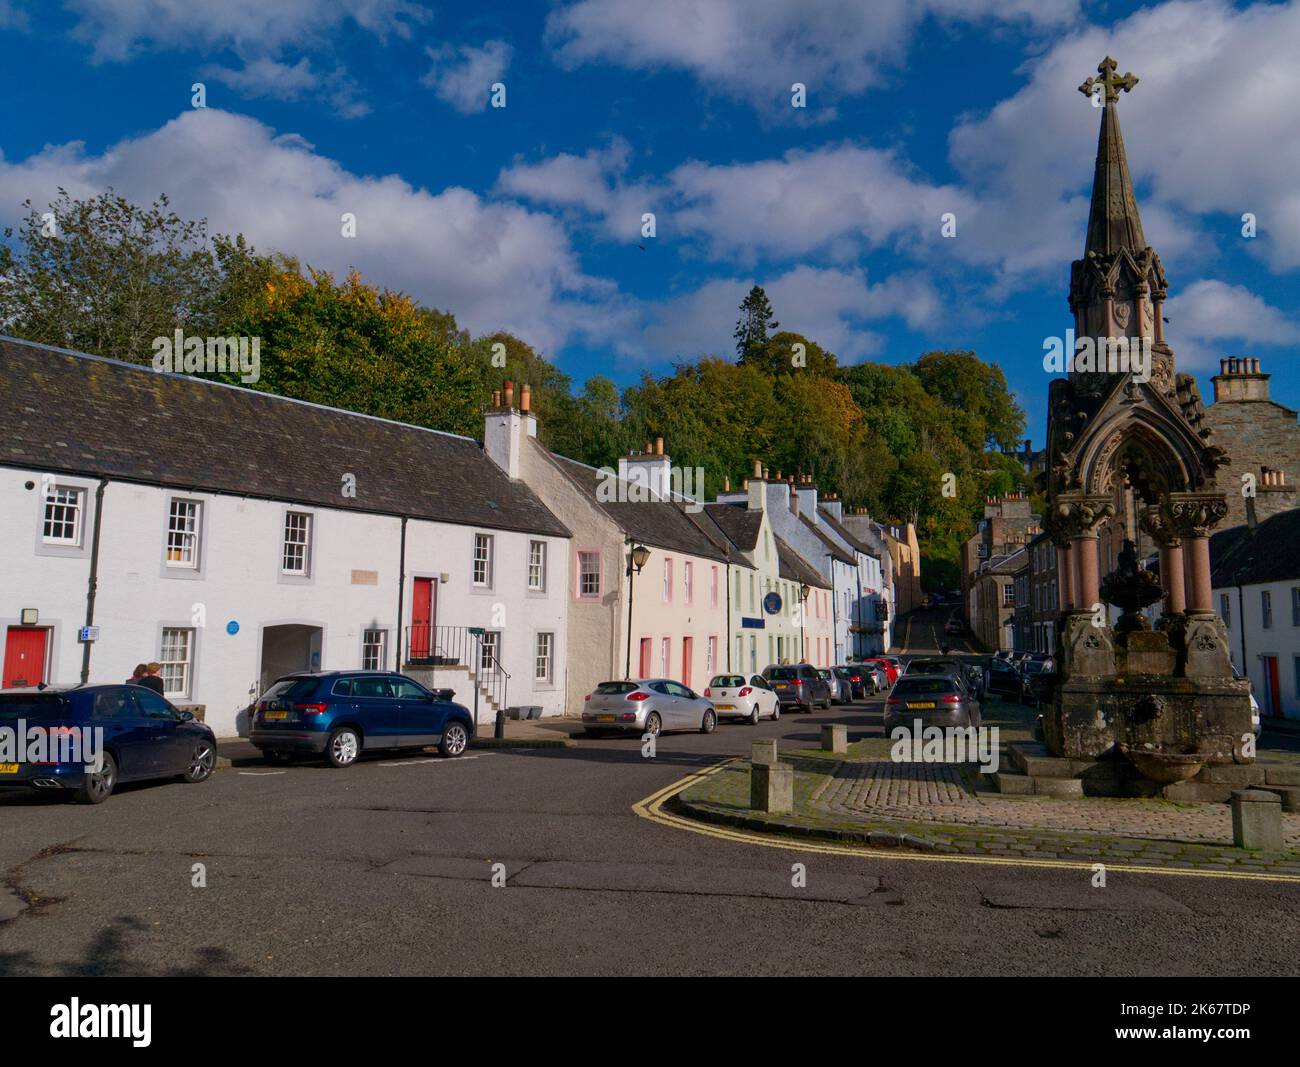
[[893, 678, 958, 696], [709, 676, 745, 688], [767, 667, 799, 680], [594, 681, 638, 695], [0, 693, 72, 721], [834, 668, 853, 678], [261, 677, 318, 702]]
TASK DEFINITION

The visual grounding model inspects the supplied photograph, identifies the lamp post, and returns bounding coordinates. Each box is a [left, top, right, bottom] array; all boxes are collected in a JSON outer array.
[[624, 541, 651, 679], [799, 582, 810, 662]]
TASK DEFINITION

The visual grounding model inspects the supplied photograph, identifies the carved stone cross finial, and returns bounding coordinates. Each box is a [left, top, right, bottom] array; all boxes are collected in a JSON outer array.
[[1078, 56, 1139, 105]]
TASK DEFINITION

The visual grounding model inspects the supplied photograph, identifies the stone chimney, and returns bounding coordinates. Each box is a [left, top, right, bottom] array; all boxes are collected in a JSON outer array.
[[483, 379, 526, 479], [1212, 357, 1271, 403], [747, 459, 766, 511], [622, 436, 672, 501], [794, 473, 819, 523]]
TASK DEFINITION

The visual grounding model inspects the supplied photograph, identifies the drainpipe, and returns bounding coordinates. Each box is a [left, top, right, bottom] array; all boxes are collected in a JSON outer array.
[[828, 554, 839, 663], [395, 516, 408, 670], [80, 478, 109, 684], [725, 561, 732, 671]]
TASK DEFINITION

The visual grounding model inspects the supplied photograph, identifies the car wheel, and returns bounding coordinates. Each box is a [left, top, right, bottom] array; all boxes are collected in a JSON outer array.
[[439, 721, 469, 758], [75, 751, 117, 804], [772, 704, 780, 720], [749, 706, 760, 726], [700, 709, 717, 734], [644, 711, 662, 737], [183, 740, 216, 783], [326, 726, 361, 768]]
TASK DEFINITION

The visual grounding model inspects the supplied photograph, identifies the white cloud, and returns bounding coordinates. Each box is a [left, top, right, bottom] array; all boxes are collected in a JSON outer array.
[[0, 1, 28, 30], [0, 108, 608, 356], [949, 0, 1300, 273], [66, 0, 428, 61], [421, 40, 513, 114], [546, 0, 1079, 111], [202, 56, 320, 98], [1165, 279, 1296, 369], [579, 266, 941, 364]]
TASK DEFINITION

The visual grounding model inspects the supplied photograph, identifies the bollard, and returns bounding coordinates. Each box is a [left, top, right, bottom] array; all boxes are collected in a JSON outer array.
[[751, 761, 794, 814], [751, 739, 778, 766], [1231, 788, 1284, 850], [821, 723, 848, 754]]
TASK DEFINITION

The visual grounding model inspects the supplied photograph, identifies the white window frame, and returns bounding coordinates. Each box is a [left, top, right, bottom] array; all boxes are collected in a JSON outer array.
[[282, 511, 313, 576], [684, 561, 693, 605], [527, 540, 547, 592], [473, 533, 494, 588], [663, 558, 673, 603], [578, 551, 601, 599], [660, 636, 670, 677], [534, 632, 554, 683], [362, 628, 387, 671], [42, 485, 83, 545], [479, 630, 500, 672], [159, 627, 194, 698], [166, 498, 202, 568]]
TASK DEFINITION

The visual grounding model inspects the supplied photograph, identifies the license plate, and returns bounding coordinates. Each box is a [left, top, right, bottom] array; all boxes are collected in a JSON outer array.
[[597, 715, 615, 722], [0, 763, 18, 774], [774, 683, 788, 689], [909, 702, 936, 710], [715, 704, 735, 711], [263, 711, 289, 721]]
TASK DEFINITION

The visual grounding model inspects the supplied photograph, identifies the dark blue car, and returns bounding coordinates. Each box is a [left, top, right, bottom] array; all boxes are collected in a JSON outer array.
[[0, 684, 217, 804], [249, 671, 475, 767]]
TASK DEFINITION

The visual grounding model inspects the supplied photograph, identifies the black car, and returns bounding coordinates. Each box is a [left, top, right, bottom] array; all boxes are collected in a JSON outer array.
[[984, 658, 1029, 701], [904, 657, 978, 696], [0, 684, 216, 803], [763, 664, 832, 712], [834, 665, 868, 700], [884, 674, 982, 733]]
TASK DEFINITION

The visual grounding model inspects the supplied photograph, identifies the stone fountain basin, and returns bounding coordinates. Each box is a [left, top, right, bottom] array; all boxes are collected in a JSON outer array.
[[1119, 743, 1206, 784]]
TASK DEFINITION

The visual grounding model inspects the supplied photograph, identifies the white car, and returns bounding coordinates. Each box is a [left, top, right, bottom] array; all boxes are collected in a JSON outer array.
[[704, 674, 780, 725]]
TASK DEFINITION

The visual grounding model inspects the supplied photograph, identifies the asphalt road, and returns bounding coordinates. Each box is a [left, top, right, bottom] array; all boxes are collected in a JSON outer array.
[[2, 609, 1297, 977]]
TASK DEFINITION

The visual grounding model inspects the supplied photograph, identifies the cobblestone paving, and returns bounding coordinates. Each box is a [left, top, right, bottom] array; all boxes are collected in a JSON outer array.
[[810, 759, 1300, 846], [675, 758, 1300, 876]]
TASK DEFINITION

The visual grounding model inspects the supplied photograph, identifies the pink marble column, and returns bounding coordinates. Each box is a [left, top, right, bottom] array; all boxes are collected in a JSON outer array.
[[1072, 535, 1100, 610], [1161, 543, 1186, 615], [1186, 536, 1213, 612]]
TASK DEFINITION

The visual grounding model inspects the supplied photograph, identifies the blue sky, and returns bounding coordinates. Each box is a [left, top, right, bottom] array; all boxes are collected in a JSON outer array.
[[1, 0, 1296, 446]]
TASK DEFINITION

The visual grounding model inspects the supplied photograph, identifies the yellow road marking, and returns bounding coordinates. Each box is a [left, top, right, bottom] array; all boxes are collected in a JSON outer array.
[[632, 759, 1300, 883]]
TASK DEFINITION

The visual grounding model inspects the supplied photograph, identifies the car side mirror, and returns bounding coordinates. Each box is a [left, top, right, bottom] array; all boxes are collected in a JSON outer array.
[[177, 710, 194, 722]]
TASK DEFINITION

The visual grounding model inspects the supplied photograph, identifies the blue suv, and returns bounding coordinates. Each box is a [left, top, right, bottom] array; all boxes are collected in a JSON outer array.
[[249, 671, 475, 767], [0, 684, 217, 804]]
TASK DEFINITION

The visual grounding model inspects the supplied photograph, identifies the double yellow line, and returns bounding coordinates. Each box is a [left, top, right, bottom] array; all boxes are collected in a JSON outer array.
[[632, 759, 1300, 882]]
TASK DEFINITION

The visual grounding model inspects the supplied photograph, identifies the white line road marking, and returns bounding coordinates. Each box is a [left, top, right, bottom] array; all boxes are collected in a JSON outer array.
[[380, 755, 482, 767], [238, 771, 286, 776]]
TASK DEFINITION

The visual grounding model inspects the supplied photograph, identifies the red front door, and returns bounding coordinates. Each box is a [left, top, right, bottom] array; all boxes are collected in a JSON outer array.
[[1264, 656, 1281, 717], [638, 638, 652, 678], [3, 627, 48, 688], [411, 578, 435, 660]]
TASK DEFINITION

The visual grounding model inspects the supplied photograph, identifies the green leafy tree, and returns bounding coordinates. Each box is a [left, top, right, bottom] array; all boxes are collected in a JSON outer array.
[[0, 188, 276, 362]]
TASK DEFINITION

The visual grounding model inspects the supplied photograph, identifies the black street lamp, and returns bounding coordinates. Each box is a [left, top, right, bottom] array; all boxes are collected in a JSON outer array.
[[624, 541, 651, 678]]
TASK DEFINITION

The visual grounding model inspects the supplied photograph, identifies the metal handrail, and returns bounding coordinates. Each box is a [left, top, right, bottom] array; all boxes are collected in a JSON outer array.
[[405, 623, 510, 713]]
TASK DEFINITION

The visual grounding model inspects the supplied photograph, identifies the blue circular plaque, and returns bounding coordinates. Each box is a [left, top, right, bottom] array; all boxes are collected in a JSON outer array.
[[226, 621, 240, 635], [763, 592, 782, 615]]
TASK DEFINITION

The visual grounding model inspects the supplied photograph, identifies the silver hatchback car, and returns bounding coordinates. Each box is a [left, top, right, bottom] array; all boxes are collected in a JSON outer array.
[[582, 678, 717, 737]]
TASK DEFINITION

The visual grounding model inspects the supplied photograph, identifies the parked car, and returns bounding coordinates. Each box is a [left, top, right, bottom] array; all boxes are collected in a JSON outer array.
[[704, 674, 779, 724], [820, 668, 851, 704], [983, 658, 1028, 701], [883, 674, 982, 734], [834, 665, 869, 699], [583, 678, 716, 736], [763, 664, 832, 712], [0, 684, 216, 804], [1231, 665, 1263, 738], [904, 657, 979, 697], [250, 671, 474, 766], [863, 656, 900, 686], [944, 617, 964, 636], [1018, 657, 1056, 705]]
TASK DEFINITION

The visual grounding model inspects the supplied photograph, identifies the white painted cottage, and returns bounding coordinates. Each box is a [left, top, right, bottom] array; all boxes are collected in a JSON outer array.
[[0, 337, 571, 736]]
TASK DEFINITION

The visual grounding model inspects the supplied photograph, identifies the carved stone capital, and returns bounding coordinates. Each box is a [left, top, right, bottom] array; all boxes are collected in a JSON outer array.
[[1139, 504, 1181, 549], [1040, 507, 1074, 549], [1163, 492, 1229, 539], [1054, 494, 1115, 540]]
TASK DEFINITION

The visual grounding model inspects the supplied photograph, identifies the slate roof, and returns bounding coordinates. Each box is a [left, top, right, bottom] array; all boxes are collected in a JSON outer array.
[[547, 451, 730, 562], [702, 501, 763, 552], [798, 512, 856, 566], [0, 336, 569, 537], [1210, 509, 1300, 586], [775, 536, 831, 589], [816, 505, 881, 559]]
